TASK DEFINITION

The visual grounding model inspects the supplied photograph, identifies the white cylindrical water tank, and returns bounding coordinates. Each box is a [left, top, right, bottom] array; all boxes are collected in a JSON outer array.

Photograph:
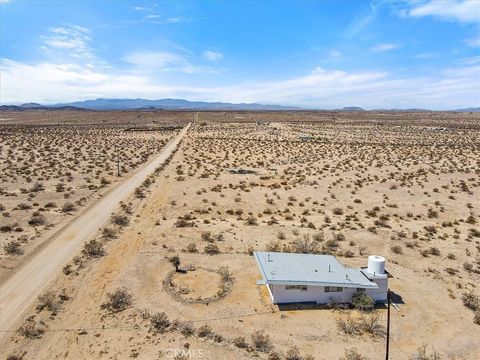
[[367, 255, 385, 275]]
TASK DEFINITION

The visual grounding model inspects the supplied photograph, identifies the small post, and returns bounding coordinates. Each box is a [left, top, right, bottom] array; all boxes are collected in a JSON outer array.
[[386, 288, 391, 360], [115, 145, 120, 177]]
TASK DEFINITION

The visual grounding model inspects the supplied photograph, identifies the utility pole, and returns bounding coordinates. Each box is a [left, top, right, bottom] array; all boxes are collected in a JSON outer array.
[[386, 288, 391, 360], [115, 145, 120, 177]]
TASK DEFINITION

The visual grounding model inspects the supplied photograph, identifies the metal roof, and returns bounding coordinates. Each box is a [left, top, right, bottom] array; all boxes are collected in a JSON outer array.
[[254, 251, 378, 289]]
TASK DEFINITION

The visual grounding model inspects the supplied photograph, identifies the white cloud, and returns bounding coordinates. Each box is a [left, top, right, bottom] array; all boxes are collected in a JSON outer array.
[[407, 0, 480, 24], [328, 50, 343, 59], [344, 0, 386, 37], [123, 50, 218, 74], [2, 57, 478, 110], [372, 43, 399, 52], [202, 50, 223, 61], [465, 37, 480, 47], [42, 25, 95, 60]]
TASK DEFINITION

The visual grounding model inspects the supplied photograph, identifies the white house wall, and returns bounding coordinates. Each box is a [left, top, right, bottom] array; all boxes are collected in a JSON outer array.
[[364, 277, 388, 302], [270, 284, 358, 304]]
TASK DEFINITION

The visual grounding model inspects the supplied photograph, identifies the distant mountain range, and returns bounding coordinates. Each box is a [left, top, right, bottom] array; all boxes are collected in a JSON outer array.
[[0, 98, 479, 112], [55, 98, 301, 111]]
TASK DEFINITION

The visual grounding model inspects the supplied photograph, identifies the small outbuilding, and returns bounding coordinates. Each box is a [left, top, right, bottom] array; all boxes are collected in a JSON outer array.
[[254, 252, 388, 305]]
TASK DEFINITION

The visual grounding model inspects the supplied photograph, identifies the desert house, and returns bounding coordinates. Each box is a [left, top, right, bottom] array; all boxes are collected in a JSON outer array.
[[254, 252, 388, 305]]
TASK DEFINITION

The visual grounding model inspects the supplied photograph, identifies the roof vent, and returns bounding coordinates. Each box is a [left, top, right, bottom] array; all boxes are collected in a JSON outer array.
[[267, 253, 273, 262]]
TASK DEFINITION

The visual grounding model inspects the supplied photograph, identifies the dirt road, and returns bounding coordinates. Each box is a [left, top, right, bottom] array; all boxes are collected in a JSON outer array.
[[0, 123, 190, 338]]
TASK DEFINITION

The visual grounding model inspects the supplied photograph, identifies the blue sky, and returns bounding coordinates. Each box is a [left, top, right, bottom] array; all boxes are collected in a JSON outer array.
[[1, 0, 479, 109]]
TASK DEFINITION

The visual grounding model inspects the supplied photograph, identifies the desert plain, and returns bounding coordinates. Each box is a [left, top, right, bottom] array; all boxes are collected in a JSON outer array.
[[0, 110, 479, 360]]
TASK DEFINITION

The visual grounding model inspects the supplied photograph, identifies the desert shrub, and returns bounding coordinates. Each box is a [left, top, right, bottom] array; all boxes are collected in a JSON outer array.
[[17, 203, 32, 210], [218, 266, 234, 283], [112, 214, 129, 226], [292, 235, 318, 254], [333, 207, 344, 215], [134, 187, 145, 198], [82, 239, 105, 257], [103, 287, 133, 312], [233, 336, 248, 348], [150, 312, 170, 332], [341, 348, 370, 360], [6, 354, 22, 360], [45, 201, 57, 208], [178, 320, 195, 337], [245, 216, 258, 225], [186, 242, 198, 253], [391, 245, 403, 254], [168, 254, 181, 272], [61, 202, 75, 213], [197, 324, 213, 338], [359, 313, 385, 337], [31, 182, 45, 192], [313, 231, 324, 242], [411, 344, 441, 360], [251, 329, 272, 352], [36, 291, 60, 314], [3, 241, 23, 255], [201, 231, 212, 242], [352, 292, 374, 311], [102, 227, 117, 239], [473, 310, 480, 325], [461, 291, 479, 311], [285, 346, 302, 360], [204, 243, 220, 255], [266, 240, 281, 252], [28, 213, 46, 226], [337, 317, 362, 335], [18, 319, 44, 339], [334, 233, 346, 242], [268, 352, 282, 360]]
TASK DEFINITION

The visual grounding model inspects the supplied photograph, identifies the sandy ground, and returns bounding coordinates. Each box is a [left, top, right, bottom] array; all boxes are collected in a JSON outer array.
[[1, 111, 479, 360], [0, 123, 190, 338]]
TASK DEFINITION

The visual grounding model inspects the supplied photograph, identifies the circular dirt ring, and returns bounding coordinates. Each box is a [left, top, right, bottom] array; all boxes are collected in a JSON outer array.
[[163, 266, 234, 304]]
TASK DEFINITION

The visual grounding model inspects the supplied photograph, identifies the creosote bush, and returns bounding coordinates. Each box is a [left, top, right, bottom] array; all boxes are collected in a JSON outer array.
[[150, 312, 170, 332], [103, 287, 133, 312], [351, 292, 374, 311], [251, 329, 272, 352]]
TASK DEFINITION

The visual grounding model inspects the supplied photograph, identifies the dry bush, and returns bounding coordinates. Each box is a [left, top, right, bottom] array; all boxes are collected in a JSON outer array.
[[204, 243, 220, 255], [103, 287, 133, 312], [197, 324, 213, 338], [233, 336, 248, 348], [111, 214, 129, 227], [3, 240, 23, 255], [36, 290, 60, 314], [150, 312, 170, 333], [461, 291, 479, 311], [351, 292, 374, 311], [18, 318, 44, 339], [411, 344, 441, 360], [251, 329, 272, 352], [341, 348, 370, 360], [82, 239, 105, 257], [359, 313, 385, 337], [337, 317, 362, 335]]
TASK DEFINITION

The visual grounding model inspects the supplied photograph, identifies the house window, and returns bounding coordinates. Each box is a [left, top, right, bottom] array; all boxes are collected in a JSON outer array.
[[324, 286, 342, 292], [285, 285, 308, 291]]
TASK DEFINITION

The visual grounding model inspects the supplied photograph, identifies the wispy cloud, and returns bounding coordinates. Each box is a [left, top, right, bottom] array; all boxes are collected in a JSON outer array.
[[465, 37, 480, 47], [344, 0, 386, 37], [2, 56, 478, 110], [123, 50, 218, 74], [372, 43, 400, 52], [41, 25, 95, 60], [406, 0, 480, 24], [202, 50, 223, 61]]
